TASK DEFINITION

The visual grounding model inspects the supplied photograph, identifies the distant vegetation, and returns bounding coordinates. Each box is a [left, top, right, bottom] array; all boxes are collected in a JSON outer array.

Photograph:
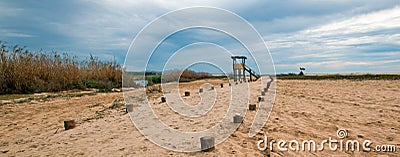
[[0, 41, 122, 94], [143, 69, 214, 85], [179, 69, 213, 82], [277, 73, 400, 80]]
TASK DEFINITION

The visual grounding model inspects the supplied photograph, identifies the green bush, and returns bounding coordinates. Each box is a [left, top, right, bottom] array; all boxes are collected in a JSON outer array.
[[146, 75, 161, 85]]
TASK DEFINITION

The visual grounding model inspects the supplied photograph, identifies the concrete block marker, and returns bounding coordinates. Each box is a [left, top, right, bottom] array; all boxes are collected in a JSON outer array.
[[200, 136, 215, 152], [249, 104, 256, 111], [264, 87, 268, 92], [161, 96, 166, 103], [126, 104, 133, 113], [185, 91, 190, 96], [261, 91, 265, 96], [199, 88, 203, 93], [233, 114, 243, 123], [64, 120, 75, 130]]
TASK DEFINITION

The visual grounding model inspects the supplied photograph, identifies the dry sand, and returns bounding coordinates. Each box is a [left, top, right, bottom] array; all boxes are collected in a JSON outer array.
[[0, 78, 399, 156]]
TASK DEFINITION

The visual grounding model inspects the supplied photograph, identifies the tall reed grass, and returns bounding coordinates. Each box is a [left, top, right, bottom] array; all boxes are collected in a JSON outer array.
[[0, 41, 122, 94]]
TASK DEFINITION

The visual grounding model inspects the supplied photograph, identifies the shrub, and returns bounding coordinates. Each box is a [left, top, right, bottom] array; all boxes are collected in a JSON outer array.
[[146, 75, 161, 85]]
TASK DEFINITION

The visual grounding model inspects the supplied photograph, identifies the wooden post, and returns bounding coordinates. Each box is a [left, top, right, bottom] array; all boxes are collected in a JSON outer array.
[[233, 114, 243, 123], [199, 88, 203, 93], [233, 58, 237, 82], [220, 83, 223, 88], [267, 82, 271, 89], [229, 83, 231, 86], [64, 120, 75, 130], [161, 97, 166, 103], [126, 104, 133, 113], [210, 86, 214, 90], [258, 96, 264, 102], [185, 91, 190, 96], [249, 104, 256, 110], [242, 59, 246, 82], [200, 136, 215, 152]]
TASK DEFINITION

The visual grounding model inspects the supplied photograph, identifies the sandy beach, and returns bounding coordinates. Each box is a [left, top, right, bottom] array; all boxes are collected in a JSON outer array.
[[0, 78, 399, 156]]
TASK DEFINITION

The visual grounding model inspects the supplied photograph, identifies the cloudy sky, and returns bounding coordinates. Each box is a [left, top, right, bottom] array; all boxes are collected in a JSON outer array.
[[1, 0, 399, 74]]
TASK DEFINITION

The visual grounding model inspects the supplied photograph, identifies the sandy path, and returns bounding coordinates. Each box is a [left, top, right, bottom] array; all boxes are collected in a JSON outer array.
[[0, 79, 399, 156]]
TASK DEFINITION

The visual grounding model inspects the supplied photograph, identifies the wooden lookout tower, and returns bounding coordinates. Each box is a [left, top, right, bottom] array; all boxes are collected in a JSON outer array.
[[231, 56, 260, 82]]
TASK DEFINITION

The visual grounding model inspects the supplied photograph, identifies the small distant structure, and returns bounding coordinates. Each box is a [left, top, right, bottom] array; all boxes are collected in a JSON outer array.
[[231, 56, 260, 82], [299, 67, 306, 75], [134, 80, 148, 87]]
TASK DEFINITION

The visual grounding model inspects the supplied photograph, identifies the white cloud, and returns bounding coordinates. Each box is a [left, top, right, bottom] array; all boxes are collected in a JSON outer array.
[[0, 28, 34, 38], [1, 0, 399, 73], [265, 5, 400, 73], [303, 6, 400, 37]]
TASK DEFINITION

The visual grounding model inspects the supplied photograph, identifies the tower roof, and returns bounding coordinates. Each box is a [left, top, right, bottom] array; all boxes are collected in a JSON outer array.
[[231, 56, 247, 59]]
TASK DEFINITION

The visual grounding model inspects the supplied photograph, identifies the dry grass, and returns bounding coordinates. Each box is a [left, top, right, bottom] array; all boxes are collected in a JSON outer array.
[[0, 41, 122, 94]]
